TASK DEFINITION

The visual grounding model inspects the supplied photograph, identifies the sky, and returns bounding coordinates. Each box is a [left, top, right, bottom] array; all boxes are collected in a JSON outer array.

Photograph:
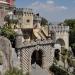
[[16, 0, 75, 23]]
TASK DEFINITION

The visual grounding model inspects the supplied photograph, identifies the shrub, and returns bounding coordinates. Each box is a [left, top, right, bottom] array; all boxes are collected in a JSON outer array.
[[0, 26, 16, 47], [49, 64, 69, 75], [5, 68, 23, 75]]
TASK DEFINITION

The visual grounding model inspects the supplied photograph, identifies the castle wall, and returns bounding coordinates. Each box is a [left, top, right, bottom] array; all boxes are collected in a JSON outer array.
[[49, 25, 69, 49], [16, 36, 54, 74]]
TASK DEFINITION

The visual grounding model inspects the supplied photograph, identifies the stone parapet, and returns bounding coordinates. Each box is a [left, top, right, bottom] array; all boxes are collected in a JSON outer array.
[[49, 25, 69, 32], [14, 8, 33, 15], [23, 39, 54, 48]]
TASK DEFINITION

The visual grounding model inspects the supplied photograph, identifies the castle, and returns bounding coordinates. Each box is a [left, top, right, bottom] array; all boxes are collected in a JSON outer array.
[[0, 3, 70, 75], [0, 0, 15, 26], [12, 8, 69, 74]]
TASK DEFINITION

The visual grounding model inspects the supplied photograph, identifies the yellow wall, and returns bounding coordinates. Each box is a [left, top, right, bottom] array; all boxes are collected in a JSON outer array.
[[22, 14, 33, 29]]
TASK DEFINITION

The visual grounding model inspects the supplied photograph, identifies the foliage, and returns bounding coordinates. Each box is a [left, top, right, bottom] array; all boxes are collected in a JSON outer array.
[[61, 48, 67, 55], [68, 58, 75, 67], [64, 19, 75, 45], [4, 67, 29, 75], [5, 68, 23, 75], [49, 64, 69, 75], [0, 26, 16, 47], [64, 19, 75, 56], [41, 17, 48, 26], [64, 19, 75, 29]]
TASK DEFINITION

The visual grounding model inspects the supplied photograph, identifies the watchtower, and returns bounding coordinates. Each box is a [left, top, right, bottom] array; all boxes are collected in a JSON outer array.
[[14, 8, 33, 29]]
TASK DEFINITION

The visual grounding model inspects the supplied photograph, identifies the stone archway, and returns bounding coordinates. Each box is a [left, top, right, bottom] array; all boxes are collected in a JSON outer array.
[[31, 49, 44, 67], [56, 38, 65, 47]]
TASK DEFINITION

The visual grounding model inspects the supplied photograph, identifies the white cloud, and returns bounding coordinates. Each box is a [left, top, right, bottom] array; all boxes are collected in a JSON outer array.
[[31, 1, 39, 6], [59, 6, 68, 10], [46, 0, 54, 4], [27, 1, 68, 22], [29, 1, 68, 12]]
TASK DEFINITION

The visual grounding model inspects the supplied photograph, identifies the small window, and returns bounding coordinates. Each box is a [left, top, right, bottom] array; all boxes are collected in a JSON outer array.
[[27, 19, 30, 23]]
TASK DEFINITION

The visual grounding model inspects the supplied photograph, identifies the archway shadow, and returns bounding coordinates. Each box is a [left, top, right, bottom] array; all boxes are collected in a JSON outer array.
[[31, 50, 43, 67]]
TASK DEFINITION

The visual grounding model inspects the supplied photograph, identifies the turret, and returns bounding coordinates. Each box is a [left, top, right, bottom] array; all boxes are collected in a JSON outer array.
[[33, 13, 41, 28], [13, 8, 34, 29]]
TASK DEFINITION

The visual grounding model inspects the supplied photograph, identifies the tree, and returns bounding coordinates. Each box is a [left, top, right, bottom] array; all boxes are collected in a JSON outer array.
[[41, 17, 48, 26], [64, 19, 75, 29], [64, 19, 75, 56], [0, 26, 16, 48], [50, 64, 69, 75]]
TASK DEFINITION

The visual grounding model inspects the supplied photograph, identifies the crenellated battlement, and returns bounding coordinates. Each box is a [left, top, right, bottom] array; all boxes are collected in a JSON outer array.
[[49, 25, 69, 32], [23, 38, 54, 47], [14, 8, 33, 15]]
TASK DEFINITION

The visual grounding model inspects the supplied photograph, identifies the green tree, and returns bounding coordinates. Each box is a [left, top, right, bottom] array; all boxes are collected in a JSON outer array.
[[64, 19, 75, 29], [50, 64, 69, 75], [0, 26, 16, 47], [64, 19, 75, 55], [41, 17, 48, 26]]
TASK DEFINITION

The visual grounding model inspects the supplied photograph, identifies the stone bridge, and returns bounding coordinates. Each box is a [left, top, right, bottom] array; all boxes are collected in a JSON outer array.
[[16, 38, 54, 74]]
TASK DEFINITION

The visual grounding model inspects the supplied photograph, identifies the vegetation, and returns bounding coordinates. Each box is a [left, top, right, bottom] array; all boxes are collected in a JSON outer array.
[[0, 26, 16, 47], [41, 17, 48, 26], [50, 64, 69, 75], [4, 67, 29, 75], [61, 48, 68, 68], [63, 19, 75, 56], [5, 68, 23, 75]]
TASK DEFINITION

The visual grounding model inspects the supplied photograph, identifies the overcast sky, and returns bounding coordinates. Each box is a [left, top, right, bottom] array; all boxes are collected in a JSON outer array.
[[16, 0, 75, 23]]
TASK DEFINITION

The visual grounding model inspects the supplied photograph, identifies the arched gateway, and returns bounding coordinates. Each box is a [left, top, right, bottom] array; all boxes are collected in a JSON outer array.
[[31, 50, 44, 67], [16, 38, 54, 74]]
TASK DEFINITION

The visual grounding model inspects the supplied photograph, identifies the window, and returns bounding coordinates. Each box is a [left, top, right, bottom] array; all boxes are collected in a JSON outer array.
[[27, 19, 30, 23]]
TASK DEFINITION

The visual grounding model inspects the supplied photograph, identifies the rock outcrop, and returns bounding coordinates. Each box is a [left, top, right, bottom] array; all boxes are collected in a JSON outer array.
[[0, 36, 13, 75]]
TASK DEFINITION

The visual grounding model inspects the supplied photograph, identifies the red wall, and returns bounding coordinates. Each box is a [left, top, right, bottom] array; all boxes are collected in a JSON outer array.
[[7, 0, 13, 6]]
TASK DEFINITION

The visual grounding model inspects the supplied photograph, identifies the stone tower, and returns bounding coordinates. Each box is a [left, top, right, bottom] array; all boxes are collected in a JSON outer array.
[[14, 8, 34, 29], [22, 8, 33, 29]]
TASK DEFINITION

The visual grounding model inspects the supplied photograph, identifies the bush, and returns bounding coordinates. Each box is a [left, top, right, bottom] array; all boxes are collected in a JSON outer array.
[[5, 68, 23, 75], [49, 64, 69, 75], [0, 26, 16, 47]]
